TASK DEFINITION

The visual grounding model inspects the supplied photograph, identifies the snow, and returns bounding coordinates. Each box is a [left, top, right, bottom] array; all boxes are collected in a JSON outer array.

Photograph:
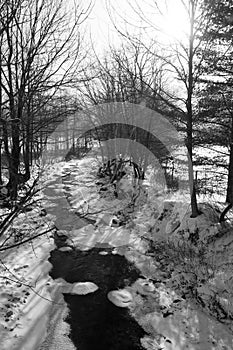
[[58, 246, 73, 252], [0, 167, 76, 350], [107, 289, 133, 307], [0, 154, 233, 350], [0, 236, 59, 350], [54, 279, 99, 295]]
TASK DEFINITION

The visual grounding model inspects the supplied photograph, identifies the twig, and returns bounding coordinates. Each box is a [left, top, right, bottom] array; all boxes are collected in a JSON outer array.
[[0, 226, 56, 251]]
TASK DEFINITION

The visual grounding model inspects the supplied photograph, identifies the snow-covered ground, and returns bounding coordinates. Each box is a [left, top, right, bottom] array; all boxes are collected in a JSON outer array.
[[0, 152, 233, 350], [193, 145, 228, 202]]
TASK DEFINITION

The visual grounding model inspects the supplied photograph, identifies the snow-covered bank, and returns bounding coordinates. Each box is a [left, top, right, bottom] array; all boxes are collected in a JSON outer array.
[[0, 154, 233, 350], [0, 163, 79, 350], [55, 155, 233, 349], [0, 235, 56, 350]]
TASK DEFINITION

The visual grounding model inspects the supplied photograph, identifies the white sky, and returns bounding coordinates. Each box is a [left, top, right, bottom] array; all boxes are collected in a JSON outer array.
[[86, 0, 126, 52], [86, 0, 190, 53]]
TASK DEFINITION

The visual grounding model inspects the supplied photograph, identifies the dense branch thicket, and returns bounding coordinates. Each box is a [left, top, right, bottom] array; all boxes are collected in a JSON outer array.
[[0, 0, 90, 199]]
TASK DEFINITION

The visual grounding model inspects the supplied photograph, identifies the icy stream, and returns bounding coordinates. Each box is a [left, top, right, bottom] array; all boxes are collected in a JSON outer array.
[[48, 245, 148, 350]]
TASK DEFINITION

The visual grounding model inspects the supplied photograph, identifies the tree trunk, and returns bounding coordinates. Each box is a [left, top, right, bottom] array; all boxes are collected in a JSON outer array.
[[186, 119, 199, 217], [186, 1, 200, 218], [220, 114, 233, 222], [23, 103, 32, 178], [7, 120, 21, 199], [0, 43, 3, 185], [219, 203, 232, 223], [226, 114, 233, 203]]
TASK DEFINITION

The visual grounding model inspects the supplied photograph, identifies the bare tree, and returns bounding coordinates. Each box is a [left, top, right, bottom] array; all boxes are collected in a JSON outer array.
[[80, 41, 166, 108], [106, 0, 219, 217], [0, 0, 92, 199]]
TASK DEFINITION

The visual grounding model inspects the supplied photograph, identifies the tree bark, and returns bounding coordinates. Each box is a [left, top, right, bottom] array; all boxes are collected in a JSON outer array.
[[226, 114, 233, 203], [220, 114, 233, 222], [186, 0, 200, 218], [7, 120, 21, 199]]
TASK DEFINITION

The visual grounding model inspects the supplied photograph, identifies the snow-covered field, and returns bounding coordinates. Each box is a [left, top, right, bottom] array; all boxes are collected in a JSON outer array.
[[0, 153, 233, 350]]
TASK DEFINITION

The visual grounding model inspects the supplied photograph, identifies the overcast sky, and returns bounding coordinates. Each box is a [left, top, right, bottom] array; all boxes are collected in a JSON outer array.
[[86, 0, 189, 53], [86, 0, 125, 52]]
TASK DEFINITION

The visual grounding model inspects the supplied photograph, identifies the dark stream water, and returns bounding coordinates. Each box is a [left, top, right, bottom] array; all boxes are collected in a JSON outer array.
[[49, 246, 148, 350]]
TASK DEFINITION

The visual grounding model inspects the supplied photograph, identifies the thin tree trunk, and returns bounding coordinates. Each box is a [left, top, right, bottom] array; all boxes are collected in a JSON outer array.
[[7, 120, 21, 199], [219, 203, 232, 223], [186, 0, 199, 218], [0, 140, 3, 186], [226, 114, 233, 203], [0, 44, 3, 186], [220, 114, 233, 222]]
